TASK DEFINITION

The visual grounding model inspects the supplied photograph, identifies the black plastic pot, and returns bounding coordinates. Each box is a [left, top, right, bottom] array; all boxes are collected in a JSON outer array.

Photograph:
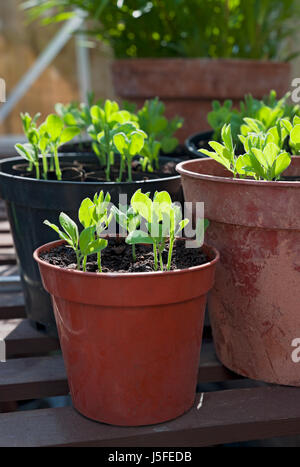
[[184, 131, 213, 159], [0, 153, 182, 336]]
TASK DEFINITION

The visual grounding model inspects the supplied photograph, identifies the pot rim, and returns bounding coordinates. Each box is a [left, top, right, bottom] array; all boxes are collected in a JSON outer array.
[[0, 155, 181, 186], [113, 58, 290, 66], [176, 156, 300, 188], [33, 239, 220, 279]]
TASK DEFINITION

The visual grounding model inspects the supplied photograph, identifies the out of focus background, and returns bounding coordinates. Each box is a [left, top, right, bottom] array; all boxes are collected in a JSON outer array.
[[0, 0, 299, 136]]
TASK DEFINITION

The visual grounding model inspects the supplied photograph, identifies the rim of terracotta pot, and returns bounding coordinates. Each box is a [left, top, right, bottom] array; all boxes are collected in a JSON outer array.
[[113, 58, 289, 66], [176, 156, 300, 188], [33, 239, 220, 279]]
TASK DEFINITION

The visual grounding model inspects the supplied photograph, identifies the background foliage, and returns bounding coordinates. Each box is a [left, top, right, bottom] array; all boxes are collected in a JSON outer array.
[[23, 0, 300, 60]]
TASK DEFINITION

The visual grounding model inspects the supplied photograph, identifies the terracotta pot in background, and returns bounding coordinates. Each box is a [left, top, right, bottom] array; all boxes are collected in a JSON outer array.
[[177, 157, 300, 386], [112, 58, 291, 142], [34, 239, 219, 426]]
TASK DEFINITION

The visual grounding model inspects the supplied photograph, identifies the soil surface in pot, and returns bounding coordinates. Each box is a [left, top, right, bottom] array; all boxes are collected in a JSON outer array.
[[13, 159, 178, 182], [40, 238, 208, 273]]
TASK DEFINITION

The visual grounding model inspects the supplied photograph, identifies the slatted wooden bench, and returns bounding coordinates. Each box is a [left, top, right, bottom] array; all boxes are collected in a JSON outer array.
[[1, 225, 300, 447], [0, 201, 16, 266]]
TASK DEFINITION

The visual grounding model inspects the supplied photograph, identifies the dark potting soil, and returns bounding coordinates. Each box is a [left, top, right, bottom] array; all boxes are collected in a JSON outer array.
[[40, 238, 208, 273], [14, 159, 178, 182]]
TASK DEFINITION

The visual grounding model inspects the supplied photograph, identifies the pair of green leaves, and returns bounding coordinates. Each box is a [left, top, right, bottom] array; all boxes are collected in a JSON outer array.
[[202, 122, 292, 181], [125, 190, 189, 271], [44, 191, 113, 271], [44, 212, 107, 271]]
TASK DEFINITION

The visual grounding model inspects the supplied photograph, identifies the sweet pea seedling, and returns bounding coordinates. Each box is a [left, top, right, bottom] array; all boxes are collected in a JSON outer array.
[[15, 112, 41, 178], [113, 129, 147, 182], [111, 204, 141, 261], [79, 191, 113, 272], [201, 122, 292, 181], [137, 98, 183, 171], [41, 114, 80, 180], [44, 213, 107, 272], [88, 100, 138, 181], [126, 190, 190, 271]]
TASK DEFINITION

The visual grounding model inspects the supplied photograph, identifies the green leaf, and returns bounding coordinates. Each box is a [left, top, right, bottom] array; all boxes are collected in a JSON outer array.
[[43, 220, 72, 246], [290, 125, 300, 152], [131, 190, 153, 223], [272, 152, 291, 179], [60, 126, 80, 144], [45, 114, 63, 140], [59, 212, 79, 247], [113, 132, 127, 154], [79, 226, 96, 255], [83, 238, 108, 256], [126, 230, 154, 245], [15, 143, 36, 163], [78, 198, 95, 228], [128, 131, 145, 156]]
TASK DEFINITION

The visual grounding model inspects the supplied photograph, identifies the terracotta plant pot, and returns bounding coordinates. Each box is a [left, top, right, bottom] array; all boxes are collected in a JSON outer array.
[[176, 157, 300, 386], [34, 239, 219, 426], [112, 58, 291, 142]]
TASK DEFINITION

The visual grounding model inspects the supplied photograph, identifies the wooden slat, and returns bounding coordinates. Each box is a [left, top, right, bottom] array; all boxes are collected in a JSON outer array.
[[0, 386, 300, 447], [0, 355, 68, 402], [0, 221, 10, 233], [0, 292, 25, 319], [0, 233, 13, 248], [0, 319, 60, 357]]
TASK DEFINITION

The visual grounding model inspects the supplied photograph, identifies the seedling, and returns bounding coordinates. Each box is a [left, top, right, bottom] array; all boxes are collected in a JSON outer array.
[[137, 98, 183, 171], [113, 129, 147, 182], [88, 100, 138, 180], [16, 113, 80, 180], [78, 191, 113, 272], [44, 213, 107, 272], [111, 204, 141, 261], [207, 91, 300, 150], [39, 114, 80, 180], [126, 190, 190, 271], [15, 112, 41, 177], [201, 122, 292, 181]]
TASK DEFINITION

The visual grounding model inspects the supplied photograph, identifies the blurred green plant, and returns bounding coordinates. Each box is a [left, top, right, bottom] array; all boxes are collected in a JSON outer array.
[[207, 90, 300, 151], [22, 0, 300, 60]]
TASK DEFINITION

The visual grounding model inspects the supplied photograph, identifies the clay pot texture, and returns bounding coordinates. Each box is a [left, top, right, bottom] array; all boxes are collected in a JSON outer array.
[[176, 157, 300, 386], [112, 58, 291, 142], [34, 239, 219, 426]]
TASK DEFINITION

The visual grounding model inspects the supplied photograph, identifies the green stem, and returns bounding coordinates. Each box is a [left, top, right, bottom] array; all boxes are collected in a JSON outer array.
[[54, 147, 62, 181], [132, 244, 136, 262], [153, 243, 158, 271], [97, 252, 102, 273], [127, 155, 133, 182], [42, 154, 48, 180], [104, 127, 111, 181], [76, 251, 81, 270], [159, 250, 164, 271], [167, 237, 175, 271], [82, 256, 87, 272], [35, 162, 40, 180], [117, 156, 125, 182]]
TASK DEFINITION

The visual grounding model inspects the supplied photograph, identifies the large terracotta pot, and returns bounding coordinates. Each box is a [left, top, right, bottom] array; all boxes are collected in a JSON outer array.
[[112, 58, 291, 142], [176, 157, 300, 386], [34, 239, 219, 426]]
